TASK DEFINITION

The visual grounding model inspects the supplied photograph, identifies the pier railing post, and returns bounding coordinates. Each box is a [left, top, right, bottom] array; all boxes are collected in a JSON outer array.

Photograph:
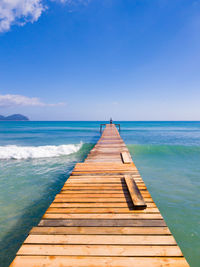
[[100, 124, 106, 133], [115, 123, 120, 131]]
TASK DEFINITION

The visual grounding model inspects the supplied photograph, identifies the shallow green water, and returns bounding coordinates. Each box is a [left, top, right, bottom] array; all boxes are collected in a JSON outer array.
[[129, 144, 200, 266], [0, 121, 199, 266], [0, 144, 93, 266]]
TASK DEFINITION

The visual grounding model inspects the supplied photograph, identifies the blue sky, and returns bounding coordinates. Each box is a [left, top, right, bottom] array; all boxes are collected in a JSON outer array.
[[0, 0, 200, 120]]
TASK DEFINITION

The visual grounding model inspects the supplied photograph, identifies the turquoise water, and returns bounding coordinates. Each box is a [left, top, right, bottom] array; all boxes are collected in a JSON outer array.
[[0, 121, 199, 266]]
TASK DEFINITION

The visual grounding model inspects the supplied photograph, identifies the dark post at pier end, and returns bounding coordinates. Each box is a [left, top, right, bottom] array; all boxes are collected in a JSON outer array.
[[100, 118, 120, 133]]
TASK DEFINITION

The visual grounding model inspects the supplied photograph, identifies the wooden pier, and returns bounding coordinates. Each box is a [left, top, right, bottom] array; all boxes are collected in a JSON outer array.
[[11, 124, 189, 266]]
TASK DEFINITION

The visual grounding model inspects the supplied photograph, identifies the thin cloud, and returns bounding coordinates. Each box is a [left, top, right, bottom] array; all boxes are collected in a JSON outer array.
[[0, 94, 65, 107], [0, 0, 89, 32]]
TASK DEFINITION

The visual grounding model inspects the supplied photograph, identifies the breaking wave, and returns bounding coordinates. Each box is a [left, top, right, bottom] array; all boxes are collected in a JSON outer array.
[[0, 143, 83, 160]]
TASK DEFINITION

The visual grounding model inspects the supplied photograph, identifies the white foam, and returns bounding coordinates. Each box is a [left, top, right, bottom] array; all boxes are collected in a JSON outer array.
[[0, 143, 83, 160]]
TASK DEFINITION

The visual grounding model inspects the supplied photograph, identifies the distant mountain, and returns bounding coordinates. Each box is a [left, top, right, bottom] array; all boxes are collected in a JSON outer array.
[[0, 115, 5, 120], [0, 114, 29, 121]]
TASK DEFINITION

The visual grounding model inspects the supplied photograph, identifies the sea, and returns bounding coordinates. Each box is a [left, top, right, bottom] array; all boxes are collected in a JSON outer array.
[[0, 121, 199, 266]]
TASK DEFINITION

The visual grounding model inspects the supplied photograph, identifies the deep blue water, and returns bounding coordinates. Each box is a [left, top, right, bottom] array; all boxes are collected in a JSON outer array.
[[0, 121, 199, 266]]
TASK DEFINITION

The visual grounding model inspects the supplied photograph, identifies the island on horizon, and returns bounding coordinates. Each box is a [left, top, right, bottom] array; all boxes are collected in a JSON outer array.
[[0, 114, 29, 121]]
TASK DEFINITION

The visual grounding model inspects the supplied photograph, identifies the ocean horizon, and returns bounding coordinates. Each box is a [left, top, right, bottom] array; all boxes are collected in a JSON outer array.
[[0, 121, 199, 266]]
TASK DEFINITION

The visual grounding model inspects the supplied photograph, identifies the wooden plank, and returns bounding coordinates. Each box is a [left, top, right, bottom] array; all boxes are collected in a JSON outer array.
[[62, 187, 147, 190], [55, 193, 151, 198], [10, 256, 189, 267], [75, 162, 135, 167], [67, 178, 142, 182], [30, 226, 171, 235], [47, 207, 159, 213], [50, 202, 156, 208], [67, 176, 140, 180], [38, 219, 166, 227], [71, 173, 137, 177], [67, 175, 142, 179], [24, 234, 176, 245], [70, 178, 136, 182], [66, 179, 141, 183], [62, 184, 138, 188], [63, 185, 147, 189], [53, 197, 153, 203], [55, 192, 152, 198], [121, 152, 132, 164], [125, 175, 147, 209], [43, 213, 163, 219], [61, 189, 130, 193], [71, 171, 139, 175], [17, 244, 182, 256]]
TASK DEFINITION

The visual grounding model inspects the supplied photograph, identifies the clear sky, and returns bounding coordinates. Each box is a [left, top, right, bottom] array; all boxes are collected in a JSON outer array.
[[0, 0, 200, 120]]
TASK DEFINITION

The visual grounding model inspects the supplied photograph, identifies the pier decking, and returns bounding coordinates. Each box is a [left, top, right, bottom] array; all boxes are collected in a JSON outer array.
[[11, 124, 189, 266]]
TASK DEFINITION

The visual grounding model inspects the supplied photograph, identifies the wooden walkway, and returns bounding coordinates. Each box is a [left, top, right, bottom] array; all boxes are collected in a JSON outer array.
[[11, 124, 189, 266]]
